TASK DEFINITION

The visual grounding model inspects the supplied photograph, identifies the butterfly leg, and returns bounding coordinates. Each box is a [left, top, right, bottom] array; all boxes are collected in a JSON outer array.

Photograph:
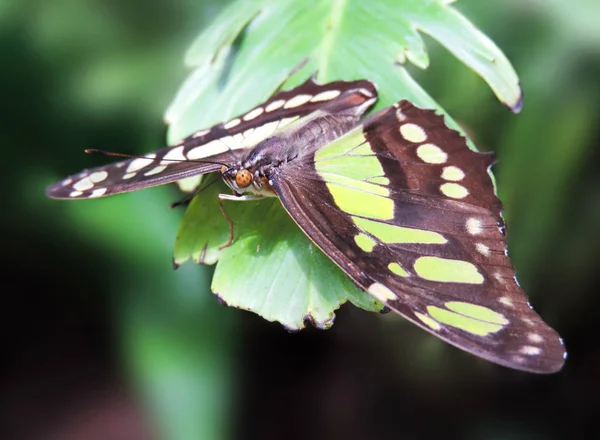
[[217, 193, 264, 249]]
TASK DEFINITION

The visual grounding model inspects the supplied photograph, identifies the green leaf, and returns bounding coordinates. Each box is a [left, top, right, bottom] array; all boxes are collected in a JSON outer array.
[[167, 0, 521, 143], [170, 0, 521, 329], [174, 179, 383, 330]]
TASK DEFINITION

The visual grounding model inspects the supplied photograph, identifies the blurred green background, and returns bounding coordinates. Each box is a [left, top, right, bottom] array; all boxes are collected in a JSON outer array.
[[2, 0, 599, 439]]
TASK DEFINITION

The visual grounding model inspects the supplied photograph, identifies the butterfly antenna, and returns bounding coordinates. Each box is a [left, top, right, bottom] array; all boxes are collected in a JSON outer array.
[[270, 57, 311, 96], [85, 148, 229, 167], [169, 174, 224, 209]]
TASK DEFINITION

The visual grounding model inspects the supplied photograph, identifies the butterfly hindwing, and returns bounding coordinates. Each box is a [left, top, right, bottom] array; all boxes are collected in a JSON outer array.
[[45, 78, 377, 199], [273, 101, 565, 373]]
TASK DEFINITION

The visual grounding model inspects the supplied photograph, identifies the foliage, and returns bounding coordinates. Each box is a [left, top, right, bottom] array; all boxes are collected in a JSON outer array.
[[171, 0, 522, 329], [5, 0, 599, 439]]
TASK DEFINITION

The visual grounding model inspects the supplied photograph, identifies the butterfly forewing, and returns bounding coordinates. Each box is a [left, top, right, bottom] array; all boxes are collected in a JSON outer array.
[[45, 78, 377, 199], [273, 101, 565, 373]]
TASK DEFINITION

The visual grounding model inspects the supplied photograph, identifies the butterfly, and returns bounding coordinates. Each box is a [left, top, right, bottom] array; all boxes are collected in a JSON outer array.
[[46, 77, 566, 373]]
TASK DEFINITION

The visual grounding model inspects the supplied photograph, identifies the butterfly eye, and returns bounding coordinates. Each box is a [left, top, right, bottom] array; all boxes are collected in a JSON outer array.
[[235, 169, 252, 188]]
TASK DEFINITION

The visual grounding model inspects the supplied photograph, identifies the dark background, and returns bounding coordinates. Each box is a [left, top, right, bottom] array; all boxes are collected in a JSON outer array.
[[1, 1, 598, 439]]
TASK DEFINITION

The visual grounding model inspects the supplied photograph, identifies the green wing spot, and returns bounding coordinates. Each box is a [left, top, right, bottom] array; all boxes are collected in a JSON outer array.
[[318, 156, 385, 181], [354, 234, 377, 252], [314, 128, 385, 183], [322, 174, 389, 197], [440, 182, 469, 199], [388, 262, 410, 277], [326, 182, 394, 220], [427, 306, 504, 336], [415, 312, 442, 331], [367, 176, 390, 185], [441, 166, 465, 181], [399, 123, 428, 143], [351, 143, 376, 156], [414, 256, 484, 284], [445, 302, 509, 325], [314, 129, 368, 161], [353, 217, 447, 245], [416, 143, 448, 164], [315, 128, 393, 222]]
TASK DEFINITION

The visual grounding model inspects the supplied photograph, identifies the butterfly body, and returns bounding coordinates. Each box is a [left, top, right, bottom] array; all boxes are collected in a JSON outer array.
[[221, 110, 371, 197], [46, 78, 566, 373]]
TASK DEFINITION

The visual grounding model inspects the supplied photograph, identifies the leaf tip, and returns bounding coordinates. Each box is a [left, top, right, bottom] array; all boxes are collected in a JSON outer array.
[[307, 313, 336, 330], [507, 87, 524, 114], [214, 293, 228, 306], [282, 324, 304, 334]]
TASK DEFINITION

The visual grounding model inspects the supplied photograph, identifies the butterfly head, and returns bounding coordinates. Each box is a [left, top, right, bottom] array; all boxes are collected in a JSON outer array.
[[220, 165, 276, 197]]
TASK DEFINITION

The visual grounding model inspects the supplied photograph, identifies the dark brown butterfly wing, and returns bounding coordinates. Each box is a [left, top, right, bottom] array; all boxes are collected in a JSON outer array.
[[272, 101, 565, 373], [46, 78, 377, 199]]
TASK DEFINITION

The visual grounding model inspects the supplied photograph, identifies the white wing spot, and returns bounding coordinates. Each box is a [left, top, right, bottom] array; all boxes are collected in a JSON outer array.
[[243, 107, 264, 121], [218, 135, 244, 150], [192, 129, 209, 138], [144, 165, 167, 176], [310, 90, 341, 102], [90, 188, 107, 198], [242, 121, 280, 147], [528, 333, 544, 343], [283, 94, 312, 109], [89, 171, 108, 183], [522, 317, 535, 326], [475, 243, 491, 256], [62, 178, 72, 186], [123, 172, 136, 180], [279, 116, 299, 127], [69, 190, 83, 197], [224, 118, 241, 129], [73, 177, 94, 191], [441, 166, 465, 181], [520, 346, 542, 356], [395, 108, 407, 121], [187, 139, 227, 160], [440, 182, 469, 199], [498, 296, 513, 307], [358, 87, 375, 98], [265, 99, 285, 112], [494, 273, 507, 285], [126, 154, 156, 173], [232, 133, 244, 144], [417, 143, 448, 164], [367, 283, 396, 302], [466, 218, 483, 235], [400, 123, 428, 143], [161, 146, 186, 164]]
